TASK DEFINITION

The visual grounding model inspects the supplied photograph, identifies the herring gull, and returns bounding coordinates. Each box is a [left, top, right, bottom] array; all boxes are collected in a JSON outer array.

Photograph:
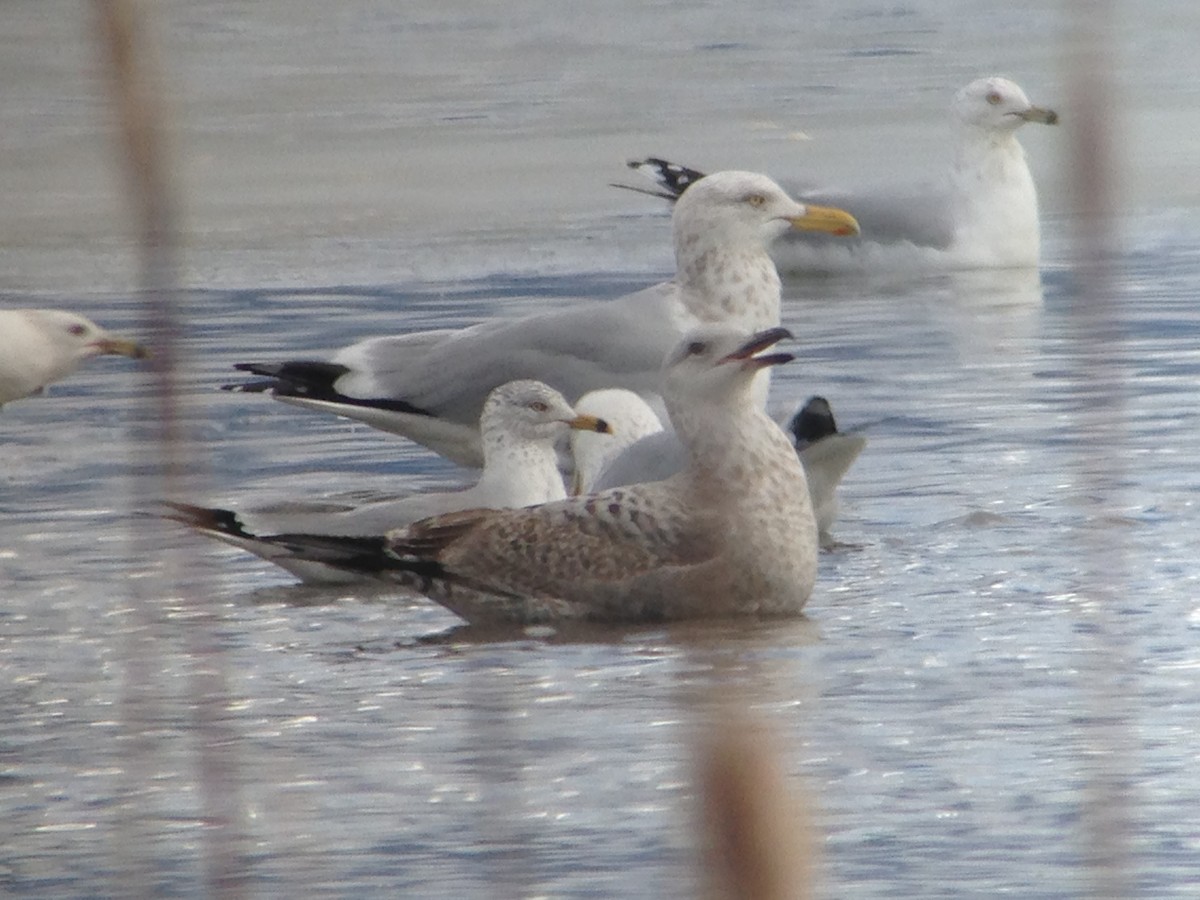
[[0, 309, 146, 407], [227, 171, 859, 467], [259, 326, 818, 625], [583, 393, 865, 545], [166, 380, 609, 584], [621, 76, 1057, 272]]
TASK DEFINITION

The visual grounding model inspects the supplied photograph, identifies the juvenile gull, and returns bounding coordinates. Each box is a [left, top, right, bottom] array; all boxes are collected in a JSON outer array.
[[622, 76, 1057, 272], [586, 394, 865, 545], [264, 326, 819, 625], [166, 380, 609, 584], [228, 171, 859, 467], [0, 309, 146, 407]]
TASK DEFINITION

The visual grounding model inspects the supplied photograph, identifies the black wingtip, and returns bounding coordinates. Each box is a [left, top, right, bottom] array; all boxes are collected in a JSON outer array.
[[789, 396, 838, 446], [222, 360, 435, 417], [268, 533, 398, 576], [625, 157, 709, 198]]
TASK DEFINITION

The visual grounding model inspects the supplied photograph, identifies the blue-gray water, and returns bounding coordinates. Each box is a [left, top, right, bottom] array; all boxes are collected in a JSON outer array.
[[4, 1, 1200, 897]]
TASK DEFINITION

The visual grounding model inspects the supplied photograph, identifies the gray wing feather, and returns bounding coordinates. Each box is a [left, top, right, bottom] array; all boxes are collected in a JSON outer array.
[[333, 283, 682, 425]]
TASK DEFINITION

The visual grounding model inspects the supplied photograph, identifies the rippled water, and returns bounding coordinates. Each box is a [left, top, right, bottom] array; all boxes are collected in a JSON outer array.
[[4, 1, 1200, 897]]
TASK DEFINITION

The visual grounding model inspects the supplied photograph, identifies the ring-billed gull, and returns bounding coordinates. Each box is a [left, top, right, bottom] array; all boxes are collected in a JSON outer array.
[[581, 393, 865, 545], [0, 309, 146, 407], [620, 76, 1057, 272], [227, 171, 859, 467], [166, 380, 609, 584], [260, 326, 818, 625]]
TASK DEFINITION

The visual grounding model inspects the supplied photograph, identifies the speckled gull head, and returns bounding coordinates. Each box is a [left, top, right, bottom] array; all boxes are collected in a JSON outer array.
[[478, 379, 610, 459], [953, 76, 1059, 133], [670, 170, 859, 261]]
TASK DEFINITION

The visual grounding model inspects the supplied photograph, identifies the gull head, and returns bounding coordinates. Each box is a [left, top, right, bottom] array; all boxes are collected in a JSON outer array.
[[953, 76, 1059, 132], [30, 310, 147, 362], [672, 171, 859, 258], [662, 325, 795, 410], [481, 380, 610, 446]]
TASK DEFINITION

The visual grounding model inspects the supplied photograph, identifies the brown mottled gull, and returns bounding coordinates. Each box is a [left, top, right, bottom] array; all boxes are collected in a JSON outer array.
[[227, 171, 859, 467], [266, 326, 818, 625], [0, 309, 145, 407], [166, 380, 609, 584]]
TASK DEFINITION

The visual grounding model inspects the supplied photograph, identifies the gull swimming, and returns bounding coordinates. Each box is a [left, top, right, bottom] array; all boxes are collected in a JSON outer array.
[[259, 326, 819, 625], [621, 76, 1057, 272], [166, 380, 609, 584], [0, 309, 146, 408], [581, 392, 865, 545], [783, 396, 867, 544], [227, 171, 859, 467]]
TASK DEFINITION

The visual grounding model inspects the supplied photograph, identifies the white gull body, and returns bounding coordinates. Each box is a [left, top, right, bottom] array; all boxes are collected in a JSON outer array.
[[568, 388, 666, 495]]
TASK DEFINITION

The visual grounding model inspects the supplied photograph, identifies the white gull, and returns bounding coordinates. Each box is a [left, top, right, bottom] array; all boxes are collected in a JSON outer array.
[[622, 76, 1057, 273], [0, 309, 145, 408]]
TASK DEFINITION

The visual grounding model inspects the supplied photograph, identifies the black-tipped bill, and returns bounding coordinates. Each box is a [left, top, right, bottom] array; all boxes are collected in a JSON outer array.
[[568, 414, 612, 434], [720, 327, 796, 370]]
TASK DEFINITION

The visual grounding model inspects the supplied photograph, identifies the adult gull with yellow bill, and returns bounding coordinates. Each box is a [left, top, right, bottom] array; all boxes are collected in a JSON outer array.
[[229, 171, 859, 467]]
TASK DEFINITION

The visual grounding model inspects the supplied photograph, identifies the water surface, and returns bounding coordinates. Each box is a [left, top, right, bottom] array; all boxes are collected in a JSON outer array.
[[3, 1, 1200, 897]]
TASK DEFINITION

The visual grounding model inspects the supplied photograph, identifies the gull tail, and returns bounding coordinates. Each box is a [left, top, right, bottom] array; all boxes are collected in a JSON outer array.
[[163, 501, 379, 585]]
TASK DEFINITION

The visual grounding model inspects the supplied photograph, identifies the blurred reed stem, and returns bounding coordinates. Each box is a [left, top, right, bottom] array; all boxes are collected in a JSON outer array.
[[94, 1, 244, 895]]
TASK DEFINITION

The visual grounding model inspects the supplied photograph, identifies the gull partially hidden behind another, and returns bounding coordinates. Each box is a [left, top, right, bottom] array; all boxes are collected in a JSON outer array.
[[228, 171, 859, 467], [621, 76, 1057, 272], [0, 309, 146, 408], [165, 380, 610, 584], [574, 391, 865, 546], [262, 326, 819, 626]]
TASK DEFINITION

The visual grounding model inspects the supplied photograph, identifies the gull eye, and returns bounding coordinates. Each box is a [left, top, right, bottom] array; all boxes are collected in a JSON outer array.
[[686, 340, 706, 356], [67, 323, 87, 337], [986, 91, 1002, 106], [745, 193, 767, 207], [529, 400, 549, 413]]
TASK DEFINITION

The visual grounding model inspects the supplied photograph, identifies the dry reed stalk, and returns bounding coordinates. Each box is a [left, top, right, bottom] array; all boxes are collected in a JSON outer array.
[[1064, 1, 1134, 896], [94, 1, 244, 895]]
